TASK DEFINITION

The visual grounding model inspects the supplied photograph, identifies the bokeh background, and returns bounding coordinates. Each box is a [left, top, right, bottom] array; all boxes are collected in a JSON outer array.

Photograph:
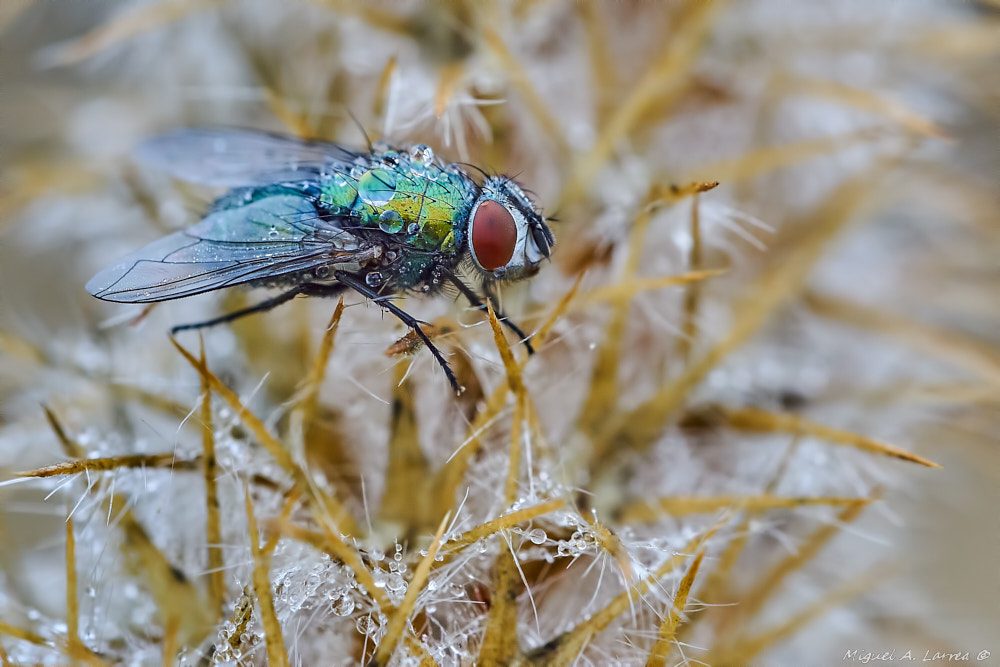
[[1, 0, 998, 665]]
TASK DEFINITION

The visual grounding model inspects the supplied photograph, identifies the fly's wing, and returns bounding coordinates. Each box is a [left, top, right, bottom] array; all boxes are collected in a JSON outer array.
[[87, 194, 362, 303], [135, 128, 363, 187]]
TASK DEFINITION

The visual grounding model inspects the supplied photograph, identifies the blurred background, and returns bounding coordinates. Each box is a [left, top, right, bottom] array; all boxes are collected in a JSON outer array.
[[1, 0, 998, 665]]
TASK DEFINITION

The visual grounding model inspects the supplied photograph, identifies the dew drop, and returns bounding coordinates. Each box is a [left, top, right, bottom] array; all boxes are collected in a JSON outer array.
[[527, 528, 547, 545], [409, 144, 434, 166], [378, 209, 403, 233], [356, 615, 378, 635], [358, 168, 397, 206], [407, 222, 420, 235], [387, 573, 406, 593], [366, 271, 383, 287], [330, 592, 355, 616]]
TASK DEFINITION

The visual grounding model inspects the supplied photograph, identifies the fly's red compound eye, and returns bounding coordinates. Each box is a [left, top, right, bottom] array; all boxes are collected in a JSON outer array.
[[471, 200, 517, 271]]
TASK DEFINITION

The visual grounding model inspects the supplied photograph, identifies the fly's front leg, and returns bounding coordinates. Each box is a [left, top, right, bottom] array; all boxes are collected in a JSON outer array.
[[445, 274, 535, 355], [334, 271, 463, 395]]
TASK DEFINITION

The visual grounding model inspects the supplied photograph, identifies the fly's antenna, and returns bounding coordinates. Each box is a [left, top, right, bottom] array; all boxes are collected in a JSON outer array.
[[345, 108, 374, 154]]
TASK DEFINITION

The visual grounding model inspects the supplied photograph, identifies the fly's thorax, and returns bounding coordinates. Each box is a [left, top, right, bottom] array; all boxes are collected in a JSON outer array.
[[317, 145, 477, 256], [467, 177, 554, 282]]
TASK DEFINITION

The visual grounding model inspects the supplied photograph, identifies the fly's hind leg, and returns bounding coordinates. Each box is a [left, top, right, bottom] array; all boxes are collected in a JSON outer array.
[[334, 271, 462, 395], [170, 283, 345, 335]]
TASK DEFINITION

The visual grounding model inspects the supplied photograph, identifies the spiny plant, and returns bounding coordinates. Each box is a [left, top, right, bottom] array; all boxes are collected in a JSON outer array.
[[1, 0, 996, 665]]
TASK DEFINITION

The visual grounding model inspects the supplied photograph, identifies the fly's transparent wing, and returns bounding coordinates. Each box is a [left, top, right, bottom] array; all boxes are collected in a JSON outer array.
[[135, 128, 363, 187], [87, 194, 361, 303]]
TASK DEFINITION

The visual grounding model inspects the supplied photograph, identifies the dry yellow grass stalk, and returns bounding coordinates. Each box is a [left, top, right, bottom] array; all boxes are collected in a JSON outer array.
[[371, 512, 450, 666], [620, 494, 871, 522], [645, 549, 705, 667], [171, 337, 359, 534], [244, 486, 289, 667], [42, 0, 230, 65], [199, 342, 225, 620], [720, 406, 940, 468], [478, 541, 521, 664]]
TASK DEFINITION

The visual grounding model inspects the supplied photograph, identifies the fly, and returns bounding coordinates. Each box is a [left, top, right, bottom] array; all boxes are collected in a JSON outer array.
[[86, 128, 555, 394]]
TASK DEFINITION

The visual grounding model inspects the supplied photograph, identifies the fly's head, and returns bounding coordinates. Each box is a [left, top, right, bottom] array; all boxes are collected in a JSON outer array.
[[467, 176, 554, 282]]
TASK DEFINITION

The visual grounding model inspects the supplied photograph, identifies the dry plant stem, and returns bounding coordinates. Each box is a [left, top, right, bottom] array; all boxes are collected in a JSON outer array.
[[18, 453, 198, 478], [561, 0, 728, 207], [263, 489, 301, 557], [380, 360, 433, 530], [719, 406, 940, 468], [483, 28, 569, 157], [485, 303, 528, 505], [200, 341, 225, 620], [242, 46, 313, 139], [438, 499, 565, 559], [526, 518, 726, 666], [41, 408, 211, 646], [307, 0, 412, 37], [733, 497, 875, 627], [478, 541, 520, 664], [804, 290, 1000, 386], [776, 73, 946, 138], [579, 199, 657, 439], [677, 194, 703, 362], [645, 549, 705, 667], [170, 337, 360, 535], [619, 494, 872, 523], [245, 485, 289, 667], [575, 2, 616, 125], [294, 299, 346, 427], [373, 55, 397, 119], [434, 61, 465, 118], [370, 513, 450, 666], [533, 272, 586, 347], [276, 521, 391, 612], [43, 0, 230, 65], [684, 128, 885, 183], [0, 623, 47, 649], [110, 492, 212, 646], [64, 517, 80, 660], [583, 513, 635, 583], [161, 617, 179, 667], [706, 565, 894, 664], [594, 160, 897, 462], [575, 269, 724, 310]]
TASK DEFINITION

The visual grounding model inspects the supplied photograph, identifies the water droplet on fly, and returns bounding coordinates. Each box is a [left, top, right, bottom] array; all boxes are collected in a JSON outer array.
[[409, 144, 434, 166], [407, 222, 420, 235], [366, 271, 383, 287], [358, 168, 397, 206], [378, 209, 403, 233], [268, 226, 279, 238]]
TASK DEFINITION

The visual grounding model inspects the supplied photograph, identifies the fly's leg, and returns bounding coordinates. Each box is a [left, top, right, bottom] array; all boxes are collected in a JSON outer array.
[[334, 271, 462, 395], [170, 283, 344, 334], [445, 274, 535, 355]]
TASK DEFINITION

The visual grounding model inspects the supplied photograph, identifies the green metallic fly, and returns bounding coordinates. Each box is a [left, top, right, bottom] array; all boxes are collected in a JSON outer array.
[[86, 129, 555, 393]]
